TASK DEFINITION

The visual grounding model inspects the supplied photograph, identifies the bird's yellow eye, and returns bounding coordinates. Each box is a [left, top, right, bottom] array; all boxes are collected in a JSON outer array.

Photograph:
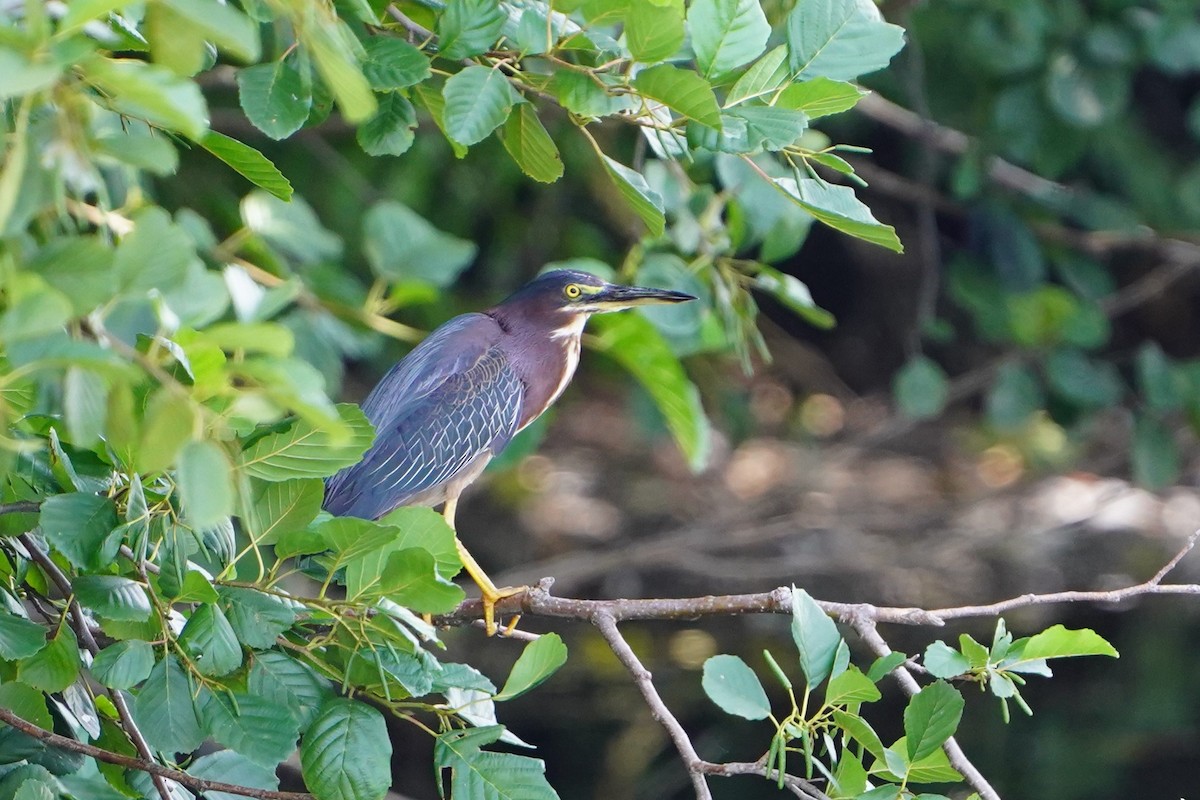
[[564, 284, 582, 299]]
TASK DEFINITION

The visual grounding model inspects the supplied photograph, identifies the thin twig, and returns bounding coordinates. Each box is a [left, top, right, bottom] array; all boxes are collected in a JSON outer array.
[[0, 500, 40, 514], [592, 611, 714, 800], [697, 761, 831, 800], [0, 707, 311, 800]]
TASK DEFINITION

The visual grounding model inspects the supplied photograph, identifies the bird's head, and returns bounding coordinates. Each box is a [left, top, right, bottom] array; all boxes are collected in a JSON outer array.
[[498, 269, 695, 325]]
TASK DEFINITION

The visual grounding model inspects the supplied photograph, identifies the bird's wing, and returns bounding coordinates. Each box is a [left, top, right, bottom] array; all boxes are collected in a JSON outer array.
[[323, 314, 525, 520]]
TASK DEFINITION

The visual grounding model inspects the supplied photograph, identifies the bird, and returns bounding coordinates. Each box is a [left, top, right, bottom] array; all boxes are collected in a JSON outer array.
[[324, 269, 695, 633]]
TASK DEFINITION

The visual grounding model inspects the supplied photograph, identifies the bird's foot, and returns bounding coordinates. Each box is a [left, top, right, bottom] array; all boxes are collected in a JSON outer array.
[[480, 585, 526, 636]]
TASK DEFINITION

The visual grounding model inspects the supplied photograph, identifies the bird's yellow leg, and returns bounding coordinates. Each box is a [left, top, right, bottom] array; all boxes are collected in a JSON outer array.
[[443, 498, 525, 636]]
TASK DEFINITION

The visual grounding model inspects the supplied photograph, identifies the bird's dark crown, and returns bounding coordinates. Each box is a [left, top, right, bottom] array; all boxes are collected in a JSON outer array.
[[493, 270, 607, 316]]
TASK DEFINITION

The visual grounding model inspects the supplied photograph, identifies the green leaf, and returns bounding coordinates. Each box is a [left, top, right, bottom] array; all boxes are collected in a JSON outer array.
[[112, 203, 195, 294], [701, 654, 770, 719], [495, 634, 568, 702], [552, 71, 633, 118], [198, 131, 293, 202], [135, 390, 195, 476], [189, 750, 280, 800], [369, 506, 463, 579], [633, 64, 722, 128], [300, 698, 392, 800], [597, 155, 665, 236], [1132, 414, 1180, 490], [437, 0, 507, 60], [245, 478, 325, 545], [442, 66, 521, 146], [0, 48, 63, 100], [83, 58, 209, 139], [357, 92, 418, 156], [240, 404, 375, 481], [18, 630, 80, 693], [0, 612, 48, 661], [824, 665, 880, 705], [1045, 348, 1122, 408], [1137, 343, 1183, 413], [248, 651, 331, 730], [688, 0, 770, 79], [39, 492, 119, 571], [776, 177, 902, 251], [304, 17, 377, 123], [893, 356, 949, 420], [831, 709, 886, 762], [177, 440, 234, 531], [241, 191, 342, 264], [372, 548, 465, 612], [591, 313, 708, 470], [725, 45, 788, 106], [626, 0, 684, 63], [178, 603, 243, 677], [775, 76, 867, 118], [866, 652, 906, 682], [73, 576, 151, 622], [217, 587, 297, 650], [985, 362, 1043, 431], [0, 682, 52, 729], [785, 0, 906, 80], [903, 681, 964, 763], [790, 586, 841, 687], [198, 688, 299, 769], [362, 38, 430, 90], [362, 200, 477, 286], [412, 81, 469, 158], [237, 60, 312, 140], [1016, 625, 1118, 661], [922, 642, 970, 679], [62, 367, 108, 448], [752, 265, 834, 328], [90, 640, 155, 690], [145, 1, 207, 77], [434, 726, 558, 800], [500, 104, 564, 183], [161, 0, 259, 61], [0, 287, 72, 343]]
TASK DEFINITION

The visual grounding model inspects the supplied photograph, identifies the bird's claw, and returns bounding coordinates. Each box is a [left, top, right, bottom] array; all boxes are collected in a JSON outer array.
[[480, 585, 525, 636]]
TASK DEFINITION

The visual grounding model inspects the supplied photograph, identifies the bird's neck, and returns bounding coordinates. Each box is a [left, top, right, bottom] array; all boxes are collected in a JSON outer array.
[[490, 310, 588, 431]]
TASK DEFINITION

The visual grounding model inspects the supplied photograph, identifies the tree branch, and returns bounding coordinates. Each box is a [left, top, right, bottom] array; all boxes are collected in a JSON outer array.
[[0, 706, 311, 800], [592, 612, 715, 799]]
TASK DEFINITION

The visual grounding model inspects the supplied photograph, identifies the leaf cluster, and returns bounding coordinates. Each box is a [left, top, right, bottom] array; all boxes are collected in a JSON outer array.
[[701, 589, 1118, 799]]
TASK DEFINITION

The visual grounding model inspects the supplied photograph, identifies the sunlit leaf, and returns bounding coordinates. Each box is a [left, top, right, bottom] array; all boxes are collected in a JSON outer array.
[[198, 131, 293, 201], [495, 634, 568, 702], [701, 654, 770, 719], [903, 681, 964, 763]]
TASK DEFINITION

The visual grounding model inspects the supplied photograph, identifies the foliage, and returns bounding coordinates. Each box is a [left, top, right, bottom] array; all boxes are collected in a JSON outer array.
[[701, 589, 1118, 799], [0, 0, 914, 796]]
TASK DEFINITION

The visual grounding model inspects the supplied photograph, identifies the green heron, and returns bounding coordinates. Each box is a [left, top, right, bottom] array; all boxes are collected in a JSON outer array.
[[324, 269, 694, 633]]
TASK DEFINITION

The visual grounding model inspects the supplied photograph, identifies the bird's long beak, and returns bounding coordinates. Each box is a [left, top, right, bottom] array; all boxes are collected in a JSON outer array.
[[585, 284, 696, 312]]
